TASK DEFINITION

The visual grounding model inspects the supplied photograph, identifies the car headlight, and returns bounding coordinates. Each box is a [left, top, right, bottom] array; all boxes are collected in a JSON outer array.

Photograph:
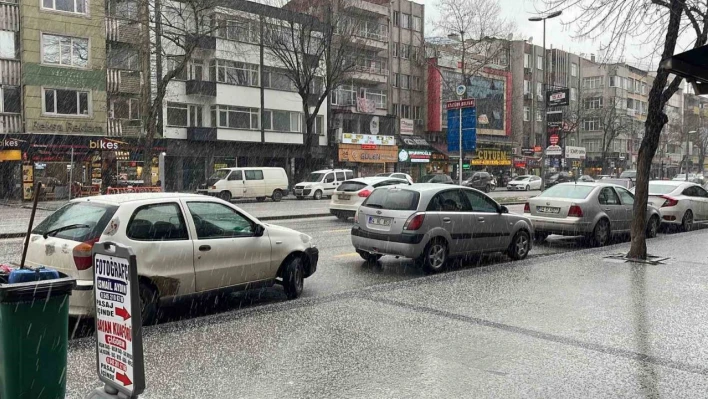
[[304, 184, 312, 188]]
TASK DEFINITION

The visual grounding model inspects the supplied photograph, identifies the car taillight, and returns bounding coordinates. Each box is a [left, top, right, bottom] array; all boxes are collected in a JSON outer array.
[[660, 195, 679, 207], [358, 189, 372, 198], [211, 186, 216, 189], [524, 202, 530, 213], [568, 204, 583, 217], [73, 238, 99, 270], [403, 213, 425, 230]]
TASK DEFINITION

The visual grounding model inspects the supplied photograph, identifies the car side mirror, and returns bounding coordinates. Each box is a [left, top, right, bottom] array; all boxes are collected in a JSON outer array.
[[254, 224, 265, 237], [499, 205, 509, 214]]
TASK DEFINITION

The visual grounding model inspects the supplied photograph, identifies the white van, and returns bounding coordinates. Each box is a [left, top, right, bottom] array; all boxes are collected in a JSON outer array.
[[294, 169, 354, 200], [203, 167, 289, 202]]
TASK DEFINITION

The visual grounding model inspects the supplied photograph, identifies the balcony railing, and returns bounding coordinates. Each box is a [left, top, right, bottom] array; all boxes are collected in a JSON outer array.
[[107, 119, 142, 137], [107, 69, 142, 94], [106, 17, 141, 44], [187, 127, 217, 141], [186, 80, 217, 97], [0, 59, 20, 86], [354, 28, 388, 42], [0, 3, 19, 31], [351, 64, 389, 76], [0, 113, 22, 134]]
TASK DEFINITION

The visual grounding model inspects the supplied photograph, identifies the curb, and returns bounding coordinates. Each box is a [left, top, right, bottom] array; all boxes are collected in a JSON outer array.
[[0, 232, 28, 240]]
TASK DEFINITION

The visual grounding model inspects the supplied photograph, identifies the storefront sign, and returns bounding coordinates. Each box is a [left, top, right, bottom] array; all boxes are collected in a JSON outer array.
[[339, 148, 398, 163], [546, 145, 563, 156], [471, 148, 511, 166], [401, 136, 430, 147], [446, 99, 477, 109], [361, 144, 377, 150], [549, 134, 559, 145], [534, 145, 542, 152], [0, 150, 21, 161], [521, 148, 535, 156], [90, 138, 124, 150], [546, 88, 570, 106], [370, 117, 380, 135], [514, 161, 527, 168], [0, 138, 23, 148], [565, 146, 586, 159], [400, 118, 414, 135], [341, 133, 395, 146], [32, 121, 104, 134], [399, 149, 431, 163]]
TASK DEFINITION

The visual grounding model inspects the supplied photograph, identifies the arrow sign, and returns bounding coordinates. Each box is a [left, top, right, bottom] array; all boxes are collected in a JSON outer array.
[[115, 306, 131, 321], [116, 372, 132, 386]]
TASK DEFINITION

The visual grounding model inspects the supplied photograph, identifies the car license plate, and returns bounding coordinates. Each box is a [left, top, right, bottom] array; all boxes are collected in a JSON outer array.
[[537, 206, 560, 214], [368, 216, 391, 226], [339, 194, 351, 200], [295, 190, 302, 195]]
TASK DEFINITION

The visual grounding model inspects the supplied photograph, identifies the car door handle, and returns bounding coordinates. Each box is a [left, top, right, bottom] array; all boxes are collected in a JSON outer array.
[[603, 208, 611, 211], [477, 217, 485, 222], [199, 245, 211, 252], [443, 217, 451, 223]]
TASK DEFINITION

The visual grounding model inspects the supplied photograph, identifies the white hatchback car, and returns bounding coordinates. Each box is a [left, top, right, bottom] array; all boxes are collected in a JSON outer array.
[[636, 180, 708, 231], [26, 193, 318, 323], [329, 177, 411, 220]]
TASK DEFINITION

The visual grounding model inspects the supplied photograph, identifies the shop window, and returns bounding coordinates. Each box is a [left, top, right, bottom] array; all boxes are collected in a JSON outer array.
[[263, 110, 301, 133], [210, 105, 259, 130], [42, 34, 88, 68], [43, 88, 89, 116], [42, 0, 86, 14], [0, 31, 17, 59], [1, 86, 21, 114], [127, 203, 189, 241]]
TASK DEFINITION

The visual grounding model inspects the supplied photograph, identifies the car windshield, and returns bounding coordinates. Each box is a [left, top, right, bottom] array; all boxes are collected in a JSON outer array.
[[647, 183, 680, 195], [363, 188, 420, 210], [210, 169, 230, 180], [513, 176, 530, 181], [538, 184, 595, 199], [303, 172, 325, 182], [32, 202, 118, 242]]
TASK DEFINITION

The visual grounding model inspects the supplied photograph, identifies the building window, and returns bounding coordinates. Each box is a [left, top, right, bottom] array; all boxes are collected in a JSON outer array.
[[524, 54, 531, 69], [0, 31, 16, 59], [43, 88, 89, 116], [583, 117, 601, 131], [411, 46, 419, 60], [412, 16, 422, 31], [314, 115, 325, 135], [583, 76, 602, 89], [264, 110, 302, 133], [641, 83, 647, 95], [535, 109, 542, 122], [401, 104, 410, 119], [392, 103, 398, 116], [365, 89, 387, 109], [523, 80, 530, 94], [107, 46, 139, 70], [42, 0, 86, 14], [584, 97, 603, 109], [523, 106, 530, 121], [210, 105, 259, 130], [210, 60, 259, 87], [393, 11, 399, 27], [331, 85, 356, 106], [412, 76, 421, 90], [571, 63, 578, 77], [166, 103, 188, 127], [536, 55, 543, 70], [164, 57, 187, 80], [413, 106, 421, 120], [401, 13, 411, 29], [0, 86, 21, 114], [401, 74, 410, 89], [392, 73, 399, 87], [224, 18, 258, 43], [570, 87, 577, 101], [392, 43, 398, 58], [263, 68, 296, 91], [536, 82, 543, 99], [609, 76, 621, 88], [110, 97, 140, 120], [400, 44, 409, 59], [42, 34, 89, 68]]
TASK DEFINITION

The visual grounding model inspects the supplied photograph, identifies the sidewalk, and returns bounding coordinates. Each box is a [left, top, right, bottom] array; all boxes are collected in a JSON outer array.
[[63, 230, 708, 398]]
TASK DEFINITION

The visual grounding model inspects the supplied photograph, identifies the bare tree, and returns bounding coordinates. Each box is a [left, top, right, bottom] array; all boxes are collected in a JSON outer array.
[[544, 0, 708, 259], [262, 0, 369, 178], [589, 98, 633, 174]]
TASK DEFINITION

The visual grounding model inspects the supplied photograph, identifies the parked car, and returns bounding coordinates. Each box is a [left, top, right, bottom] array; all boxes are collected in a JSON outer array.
[[200, 167, 288, 202], [631, 180, 708, 231], [375, 172, 415, 184], [525, 182, 660, 246], [578, 175, 595, 182], [25, 193, 319, 323], [329, 177, 411, 220], [419, 173, 454, 184], [545, 172, 573, 188], [351, 184, 534, 273], [507, 175, 542, 191], [597, 175, 613, 180], [601, 178, 634, 189], [619, 170, 637, 180], [293, 169, 354, 200], [462, 171, 496, 192]]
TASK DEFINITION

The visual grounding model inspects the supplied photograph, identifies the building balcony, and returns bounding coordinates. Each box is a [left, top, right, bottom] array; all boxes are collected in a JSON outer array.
[[344, 0, 389, 16], [351, 35, 388, 51], [0, 59, 21, 86], [0, 2, 19, 32], [107, 69, 142, 94], [0, 113, 21, 134], [105, 17, 141, 44], [186, 80, 217, 97], [187, 127, 217, 141], [186, 34, 216, 50], [107, 119, 142, 137], [347, 66, 388, 84]]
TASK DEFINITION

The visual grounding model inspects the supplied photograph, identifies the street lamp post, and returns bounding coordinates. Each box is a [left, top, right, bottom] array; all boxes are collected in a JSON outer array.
[[529, 10, 562, 190], [686, 130, 697, 180]]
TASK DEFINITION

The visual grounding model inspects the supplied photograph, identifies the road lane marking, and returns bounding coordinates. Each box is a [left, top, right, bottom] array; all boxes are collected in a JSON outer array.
[[334, 252, 359, 258]]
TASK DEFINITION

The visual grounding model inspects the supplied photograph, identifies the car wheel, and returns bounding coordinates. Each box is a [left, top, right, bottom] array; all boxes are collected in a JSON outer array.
[[589, 218, 610, 247], [219, 191, 232, 202], [533, 232, 549, 242], [357, 250, 382, 263], [507, 230, 531, 260], [681, 210, 694, 232], [139, 281, 158, 326], [646, 215, 660, 238], [282, 256, 304, 300], [418, 239, 448, 274], [296, 196, 304, 200], [256, 197, 266, 202], [485, 184, 491, 193], [271, 190, 283, 202], [526, 185, 530, 191], [313, 190, 323, 200]]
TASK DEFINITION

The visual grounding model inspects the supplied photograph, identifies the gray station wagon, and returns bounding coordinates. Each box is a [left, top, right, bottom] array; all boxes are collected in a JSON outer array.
[[350, 184, 534, 273]]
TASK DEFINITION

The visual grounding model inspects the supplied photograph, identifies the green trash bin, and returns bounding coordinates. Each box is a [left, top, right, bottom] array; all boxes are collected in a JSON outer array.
[[0, 274, 76, 399]]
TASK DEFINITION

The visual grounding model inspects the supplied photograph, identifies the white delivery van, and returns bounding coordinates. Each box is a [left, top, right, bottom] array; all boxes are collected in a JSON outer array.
[[293, 169, 354, 200], [204, 167, 289, 202]]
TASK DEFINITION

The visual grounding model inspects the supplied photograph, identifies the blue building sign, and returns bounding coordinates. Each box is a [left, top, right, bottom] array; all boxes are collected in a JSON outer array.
[[447, 99, 477, 152]]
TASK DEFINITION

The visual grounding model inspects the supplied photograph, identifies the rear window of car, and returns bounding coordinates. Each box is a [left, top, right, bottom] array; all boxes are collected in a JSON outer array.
[[647, 183, 679, 195], [362, 188, 420, 211], [338, 181, 368, 192], [538, 185, 595, 199], [32, 202, 118, 242]]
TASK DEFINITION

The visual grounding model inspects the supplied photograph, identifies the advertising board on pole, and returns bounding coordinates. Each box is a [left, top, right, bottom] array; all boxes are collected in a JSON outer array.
[[92, 242, 145, 398], [446, 99, 477, 152], [546, 88, 570, 106]]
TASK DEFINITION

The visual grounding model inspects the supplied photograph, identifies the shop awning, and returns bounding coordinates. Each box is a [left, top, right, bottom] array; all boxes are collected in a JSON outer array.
[[661, 45, 708, 94]]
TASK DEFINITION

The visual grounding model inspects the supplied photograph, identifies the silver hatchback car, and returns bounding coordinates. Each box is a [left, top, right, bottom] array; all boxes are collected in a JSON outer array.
[[350, 184, 534, 273], [526, 182, 661, 246]]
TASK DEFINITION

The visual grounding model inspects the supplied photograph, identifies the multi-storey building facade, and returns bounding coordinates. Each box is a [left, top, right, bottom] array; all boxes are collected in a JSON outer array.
[[683, 90, 708, 173]]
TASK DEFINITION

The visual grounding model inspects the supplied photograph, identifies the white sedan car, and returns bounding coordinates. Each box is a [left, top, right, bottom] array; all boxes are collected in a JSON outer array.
[[636, 180, 708, 231], [329, 177, 411, 220], [507, 175, 543, 191], [26, 193, 318, 323], [375, 172, 415, 184]]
